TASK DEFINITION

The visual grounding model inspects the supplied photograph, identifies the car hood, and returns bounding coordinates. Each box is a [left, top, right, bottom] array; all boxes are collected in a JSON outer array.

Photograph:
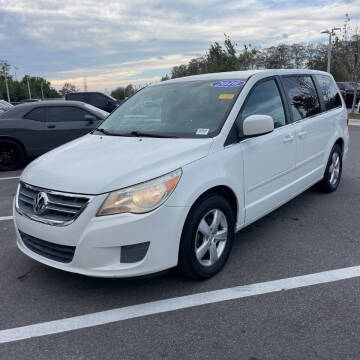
[[21, 134, 213, 194]]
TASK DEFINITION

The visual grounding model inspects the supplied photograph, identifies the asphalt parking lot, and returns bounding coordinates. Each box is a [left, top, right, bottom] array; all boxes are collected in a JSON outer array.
[[0, 125, 360, 360]]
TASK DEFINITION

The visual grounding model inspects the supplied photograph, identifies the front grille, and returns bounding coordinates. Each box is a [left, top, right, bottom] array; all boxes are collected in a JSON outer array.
[[20, 231, 75, 263], [16, 182, 93, 226]]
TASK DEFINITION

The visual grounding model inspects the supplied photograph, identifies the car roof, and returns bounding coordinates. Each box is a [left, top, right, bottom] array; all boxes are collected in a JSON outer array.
[[0, 100, 107, 119], [14, 100, 86, 110], [151, 69, 330, 86]]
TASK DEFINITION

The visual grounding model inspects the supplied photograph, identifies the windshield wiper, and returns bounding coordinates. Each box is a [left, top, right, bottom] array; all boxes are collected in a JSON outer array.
[[127, 131, 178, 138], [93, 129, 177, 138], [93, 128, 111, 135]]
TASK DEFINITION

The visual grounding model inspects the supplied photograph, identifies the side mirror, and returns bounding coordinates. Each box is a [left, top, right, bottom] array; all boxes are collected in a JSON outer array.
[[242, 114, 274, 137], [84, 114, 96, 123]]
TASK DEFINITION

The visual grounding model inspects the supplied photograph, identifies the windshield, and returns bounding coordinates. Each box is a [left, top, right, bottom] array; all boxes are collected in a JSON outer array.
[[97, 80, 245, 138]]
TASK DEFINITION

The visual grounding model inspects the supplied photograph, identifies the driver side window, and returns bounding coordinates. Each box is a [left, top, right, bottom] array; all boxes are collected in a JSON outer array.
[[240, 79, 286, 129]]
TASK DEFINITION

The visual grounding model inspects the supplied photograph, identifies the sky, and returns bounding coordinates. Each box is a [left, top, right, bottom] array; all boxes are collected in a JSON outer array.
[[0, 0, 360, 93]]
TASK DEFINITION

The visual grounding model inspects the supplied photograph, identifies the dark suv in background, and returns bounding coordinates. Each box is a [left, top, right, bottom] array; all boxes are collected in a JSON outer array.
[[0, 100, 108, 170], [65, 92, 121, 112], [337, 82, 360, 108]]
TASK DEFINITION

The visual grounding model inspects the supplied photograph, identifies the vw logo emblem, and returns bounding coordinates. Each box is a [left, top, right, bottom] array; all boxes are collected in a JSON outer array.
[[33, 192, 48, 215]]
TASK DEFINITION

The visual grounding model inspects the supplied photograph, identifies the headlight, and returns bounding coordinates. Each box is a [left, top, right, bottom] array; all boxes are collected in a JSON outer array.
[[97, 169, 182, 216]]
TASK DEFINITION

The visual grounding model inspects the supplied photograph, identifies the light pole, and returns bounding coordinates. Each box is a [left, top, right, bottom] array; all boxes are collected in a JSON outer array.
[[26, 76, 32, 99], [4, 70, 10, 103], [321, 27, 341, 73]]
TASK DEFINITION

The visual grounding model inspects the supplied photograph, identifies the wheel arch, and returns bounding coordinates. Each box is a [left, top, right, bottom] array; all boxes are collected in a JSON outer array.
[[184, 185, 238, 229], [0, 135, 27, 156], [334, 137, 344, 154]]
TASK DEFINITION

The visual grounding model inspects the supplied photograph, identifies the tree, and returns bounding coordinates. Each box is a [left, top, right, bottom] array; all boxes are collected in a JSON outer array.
[[341, 15, 360, 113], [0, 59, 59, 102], [59, 82, 79, 96], [111, 84, 136, 100], [161, 74, 170, 81], [238, 44, 259, 70], [0, 60, 11, 102], [171, 64, 188, 79]]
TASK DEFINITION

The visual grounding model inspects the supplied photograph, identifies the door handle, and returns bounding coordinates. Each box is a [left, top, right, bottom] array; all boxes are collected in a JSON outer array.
[[298, 130, 308, 138], [47, 125, 56, 129], [283, 134, 295, 143]]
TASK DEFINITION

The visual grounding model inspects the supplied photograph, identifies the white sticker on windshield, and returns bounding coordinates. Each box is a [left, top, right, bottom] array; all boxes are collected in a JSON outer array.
[[196, 128, 209, 135]]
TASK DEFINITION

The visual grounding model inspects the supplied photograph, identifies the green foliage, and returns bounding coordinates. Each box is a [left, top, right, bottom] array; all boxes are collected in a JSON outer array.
[[165, 31, 356, 82], [58, 82, 79, 96], [110, 84, 136, 100], [0, 61, 60, 102]]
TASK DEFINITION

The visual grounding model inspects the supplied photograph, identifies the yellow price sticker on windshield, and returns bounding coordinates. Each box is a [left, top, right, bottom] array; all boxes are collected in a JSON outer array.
[[219, 94, 235, 99]]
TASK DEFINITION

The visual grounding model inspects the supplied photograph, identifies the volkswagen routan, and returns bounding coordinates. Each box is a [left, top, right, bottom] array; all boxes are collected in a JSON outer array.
[[14, 69, 349, 279]]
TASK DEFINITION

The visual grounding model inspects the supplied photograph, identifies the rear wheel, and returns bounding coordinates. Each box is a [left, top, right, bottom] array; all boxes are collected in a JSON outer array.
[[178, 194, 235, 280], [0, 139, 26, 171], [318, 144, 342, 193]]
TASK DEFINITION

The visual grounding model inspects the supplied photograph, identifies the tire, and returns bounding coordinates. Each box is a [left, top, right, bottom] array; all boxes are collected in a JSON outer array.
[[0, 139, 26, 171], [178, 194, 235, 280], [318, 144, 342, 193]]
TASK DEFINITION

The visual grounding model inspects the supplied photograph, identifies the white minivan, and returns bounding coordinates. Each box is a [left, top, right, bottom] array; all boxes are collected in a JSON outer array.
[[14, 69, 349, 279]]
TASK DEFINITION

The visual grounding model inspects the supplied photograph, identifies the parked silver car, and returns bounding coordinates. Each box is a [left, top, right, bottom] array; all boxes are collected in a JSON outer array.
[[0, 100, 14, 114]]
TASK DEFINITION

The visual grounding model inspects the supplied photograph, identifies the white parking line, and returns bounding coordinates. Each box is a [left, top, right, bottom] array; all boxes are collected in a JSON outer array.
[[1, 265, 360, 344], [0, 176, 20, 181], [0, 216, 13, 221]]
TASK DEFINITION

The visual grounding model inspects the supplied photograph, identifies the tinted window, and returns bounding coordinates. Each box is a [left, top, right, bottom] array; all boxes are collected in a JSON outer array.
[[282, 76, 321, 121], [24, 107, 46, 121], [316, 75, 342, 111], [46, 107, 92, 122], [88, 93, 108, 107], [240, 79, 286, 128], [67, 93, 85, 101]]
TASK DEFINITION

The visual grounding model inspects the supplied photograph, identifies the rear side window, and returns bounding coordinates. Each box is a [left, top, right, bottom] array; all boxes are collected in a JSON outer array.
[[282, 76, 321, 121], [88, 93, 108, 107], [240, 79, 286, 129], [24, 107, 46, 121], [67, 93, 85, 101], [46, 107, 93, 122], [316, 75, 342, 111]]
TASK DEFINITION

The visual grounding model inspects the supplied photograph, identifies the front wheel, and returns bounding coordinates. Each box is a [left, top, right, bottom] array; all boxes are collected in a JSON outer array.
[[318, 144, 342, 193], [178, 194, 235, 280], [0, 139, 26, 171]]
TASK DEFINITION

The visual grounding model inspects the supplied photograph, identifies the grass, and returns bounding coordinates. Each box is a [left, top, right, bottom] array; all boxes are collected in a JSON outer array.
[[349, 113, 360, 120]]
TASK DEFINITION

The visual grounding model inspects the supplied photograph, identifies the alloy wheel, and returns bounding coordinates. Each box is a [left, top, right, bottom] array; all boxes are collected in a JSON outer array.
[[194, 209, 228, 267]]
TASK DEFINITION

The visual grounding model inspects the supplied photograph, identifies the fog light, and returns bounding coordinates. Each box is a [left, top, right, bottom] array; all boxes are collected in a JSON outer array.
[[120, 242, 150, 263]]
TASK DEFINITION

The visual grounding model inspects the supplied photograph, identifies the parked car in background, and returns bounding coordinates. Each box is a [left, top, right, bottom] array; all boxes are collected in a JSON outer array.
[[0, 100, 14, 113], [20, 99, 42, 103], [65, 92, 121, 113], [337, 82, 360, 108], [14, 69, 348, 279], [0, 100, 108, 170]]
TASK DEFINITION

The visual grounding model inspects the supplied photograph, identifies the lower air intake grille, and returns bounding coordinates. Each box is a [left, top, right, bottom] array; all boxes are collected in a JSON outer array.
[[20, 231, 75, 263]]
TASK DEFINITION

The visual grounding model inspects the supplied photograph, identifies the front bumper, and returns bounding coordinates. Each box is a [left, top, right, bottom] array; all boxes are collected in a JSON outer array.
[[14, 198, 190, 278]]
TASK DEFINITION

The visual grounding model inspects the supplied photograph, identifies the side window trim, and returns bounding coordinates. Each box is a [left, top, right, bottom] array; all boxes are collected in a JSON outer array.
[[275, 75, 292, 124], [224, 76, 289, 146], [315, 75, 343, 113], [238, 76, 289, 127], [311, 74, 326, 112], [279, 74, 322, 123], [23, 107, 46, 122]]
